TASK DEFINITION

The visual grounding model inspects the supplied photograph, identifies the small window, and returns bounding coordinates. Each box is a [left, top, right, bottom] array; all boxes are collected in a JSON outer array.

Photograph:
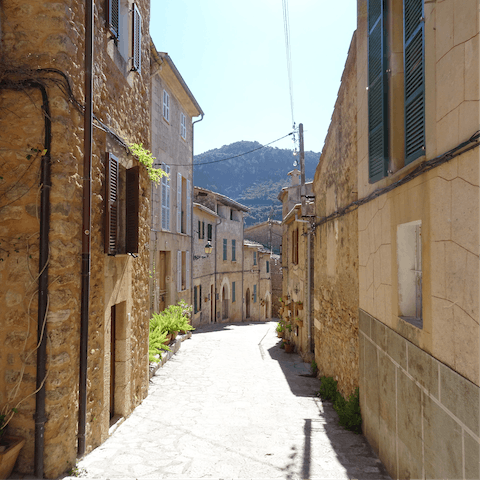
[[232, 239, 236, 261], [207, 224, 213, 241], [163, 90, 170, 122], [266, 260, 270, 273], [230, 209, 233, 220], [223, 239, 227, 261], [253, 251, 257, 265], [232, 282, 236, 302], [397, 220, 422, 327], [180, 113, 186, 139], [253, 284, 257, 303]]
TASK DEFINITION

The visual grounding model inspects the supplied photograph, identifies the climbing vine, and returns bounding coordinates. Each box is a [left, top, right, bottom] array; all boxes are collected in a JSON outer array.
[[129, 143, 166, 185]]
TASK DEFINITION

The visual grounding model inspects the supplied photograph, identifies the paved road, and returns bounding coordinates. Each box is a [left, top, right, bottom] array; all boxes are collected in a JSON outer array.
[[69, 321, 391, 480]]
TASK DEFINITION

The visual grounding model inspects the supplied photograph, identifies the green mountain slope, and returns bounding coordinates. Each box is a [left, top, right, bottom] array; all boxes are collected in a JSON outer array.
[[193, 141, 320, 226]]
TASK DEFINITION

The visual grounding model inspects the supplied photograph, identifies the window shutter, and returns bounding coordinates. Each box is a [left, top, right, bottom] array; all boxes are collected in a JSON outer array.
[[132, 3, 142, 72], [177, 173, 182, 233], [404, 0, 425, 164], [254, 285, 257, 303], [207, 224, 212, 241], [186, 179, 191, 235], [267, 261, 270, 273], [126, 166, 139, 253], [198, 220, 201, 239], [199, 285, 202, 311], [368, 0, 388, 183], [232, 282, 236, 302], [186, 251, 190, 289], [202, 222, 205, 239], [177, 250, 182, 292], [194, 286, 198, 314], [108, 0, 120, 39], [232, 239, 236, 261], [105, 153, 119, 255]]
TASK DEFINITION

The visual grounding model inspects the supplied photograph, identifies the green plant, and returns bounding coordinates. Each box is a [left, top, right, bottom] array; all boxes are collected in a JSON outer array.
[[285, 322, 293, 332], [0, 407, 18, 444], [311, 360, 318, 376], [129, 143, 167, 185], [276, 323, 284, 333], [318, 377, 362, 434], [148, 327, 170, 363], [278, 297, 283, 302]]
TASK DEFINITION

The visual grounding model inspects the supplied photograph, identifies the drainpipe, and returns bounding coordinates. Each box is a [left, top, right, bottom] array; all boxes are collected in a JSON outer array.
[[78, 0, 94, 457], [214, 217, 222, 322], [241, 216, 244, 322], [33, 82, 52, 480], [307, 229, 313, 353], [191, 114, 204, 309]]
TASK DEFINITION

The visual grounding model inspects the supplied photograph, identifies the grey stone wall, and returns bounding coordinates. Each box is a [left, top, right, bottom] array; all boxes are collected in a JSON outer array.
[[359, 309, 480, 479]]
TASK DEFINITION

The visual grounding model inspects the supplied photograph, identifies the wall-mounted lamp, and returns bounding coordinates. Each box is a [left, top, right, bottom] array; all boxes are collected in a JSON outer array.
[[204, 241, 213, 255]]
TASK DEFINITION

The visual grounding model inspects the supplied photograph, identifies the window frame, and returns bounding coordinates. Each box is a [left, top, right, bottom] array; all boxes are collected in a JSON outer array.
[[180, 112, 186, 139], [163, 90, 170, 122], [131, 2, 142, 73], [161, 163, 170, 231]]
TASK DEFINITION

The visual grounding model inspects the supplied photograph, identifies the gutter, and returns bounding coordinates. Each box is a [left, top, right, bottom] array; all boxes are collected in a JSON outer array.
[[78, 0, 94, 457]]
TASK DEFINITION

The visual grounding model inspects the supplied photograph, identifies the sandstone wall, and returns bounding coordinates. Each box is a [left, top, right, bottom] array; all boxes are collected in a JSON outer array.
[[0, 0, 151, 476], [312, 33, 358, 398]]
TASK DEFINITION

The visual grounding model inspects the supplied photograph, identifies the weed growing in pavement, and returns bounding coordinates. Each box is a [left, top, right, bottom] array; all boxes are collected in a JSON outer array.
[[318, 376, 362, 434], [67, 461, 87, 477]]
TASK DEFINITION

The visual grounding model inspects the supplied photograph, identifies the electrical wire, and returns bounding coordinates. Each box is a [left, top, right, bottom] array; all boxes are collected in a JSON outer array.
[[189, 132, 294, 167], [282, 0, 295, 127]]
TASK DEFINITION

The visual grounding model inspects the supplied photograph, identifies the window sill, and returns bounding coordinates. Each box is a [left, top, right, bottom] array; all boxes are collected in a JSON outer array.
[[163, 117, 170, 125], [399, 316, 423, 329]]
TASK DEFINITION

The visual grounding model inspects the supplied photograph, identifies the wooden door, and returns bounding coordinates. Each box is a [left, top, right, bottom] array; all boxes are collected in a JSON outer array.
[[110, 305, 116, 420], [245, 288, 250, 318]]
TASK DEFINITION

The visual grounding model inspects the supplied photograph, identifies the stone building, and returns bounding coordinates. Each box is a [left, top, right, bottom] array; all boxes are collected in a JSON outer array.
[[149, 45, 203, 314], [356, 0, 479, 477], [244, 220, 282, 316], [278, 172, 315, 359], [243, 240, 274, 321], [311, 33, 359, 398], [0, 0, 153, 477], [193, 187, 248, 323]]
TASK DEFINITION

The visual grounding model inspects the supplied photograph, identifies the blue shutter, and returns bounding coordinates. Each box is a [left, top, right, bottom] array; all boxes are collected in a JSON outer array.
[[108, 0, 120, 39], [223, 239, 227, 261], [404, 0, 425, 164], [368, 0, 388, 183], [232, 239, 236, 261], [232, 282, 236, 302], [253, 285, 257, 303]]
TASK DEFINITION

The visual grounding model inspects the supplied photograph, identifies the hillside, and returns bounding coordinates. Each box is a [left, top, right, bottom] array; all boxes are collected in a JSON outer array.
[[193, 141, 320, 226]]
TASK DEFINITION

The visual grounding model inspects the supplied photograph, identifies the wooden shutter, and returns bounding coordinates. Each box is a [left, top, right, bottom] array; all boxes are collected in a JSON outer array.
[[105, 153, 119, 255], [404, 0, 425, 164], [177, 173, 182, 233], [207, 223, 212, 241], [232, 281, 235, 302], [108, 0, 120, 39], [186, 251, 190, 289], [198, 220, 201, 239], [132, 3, 142, 72], [126, 166, 139, 253], [202, 222, 205, 239], [199, 285, 202, 311], [368, 0, 388, 183], [194, 286, 198, 314], [232, 239, 236, 261], [177, 250, 182, 292], [186, 179, 191, 235], [254, 285, 257, 303], [223, 239, 227, 260]]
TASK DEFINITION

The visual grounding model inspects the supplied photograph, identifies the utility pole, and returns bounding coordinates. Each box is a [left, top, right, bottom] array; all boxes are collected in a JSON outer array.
[[299, 123, 305, 211]]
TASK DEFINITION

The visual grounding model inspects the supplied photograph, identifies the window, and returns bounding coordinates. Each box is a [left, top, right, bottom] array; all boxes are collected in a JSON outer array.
[[232, 282, 236, 303], [292, 228, 299, 264], [198, 220, 205, 239], [266, 260, 270, 273], [105, 153, 139, 255], [397, 220, 422, 327], [180, 113, 186, 139], [230, 209, 233, 220], [177, 174, 191, 235], [367, 0, 425, 183], [202, 221, 205, 239], [131, 3, 141, 72], [161, 163, 170, 231], [253, 284, 257, 303], [207, 223, 212, 241], [253, 251, 257, 265], [232, 239, 236, 261], [177, 250, 190, 292], [223, 239, 227, 261], [107, 0, 120, 39], [163, 90, 170, 122], [194, 285, 202, 313]]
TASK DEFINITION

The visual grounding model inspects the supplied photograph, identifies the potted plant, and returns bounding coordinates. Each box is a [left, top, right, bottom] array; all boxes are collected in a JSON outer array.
[[283, 339, 294, 353], [0, 408, 25, 480], [294, 317, 304, 328], [276, 322, 285, 338], [296, 301, 304, 311]]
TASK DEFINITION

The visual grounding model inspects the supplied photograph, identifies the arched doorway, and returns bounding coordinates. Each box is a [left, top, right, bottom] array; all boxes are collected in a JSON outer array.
[[245, 288, 250, 319], [222, 285, 228, 320]]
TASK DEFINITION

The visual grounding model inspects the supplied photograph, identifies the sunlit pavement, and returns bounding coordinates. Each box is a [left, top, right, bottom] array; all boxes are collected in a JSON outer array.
[[66, 321, 391, 480]]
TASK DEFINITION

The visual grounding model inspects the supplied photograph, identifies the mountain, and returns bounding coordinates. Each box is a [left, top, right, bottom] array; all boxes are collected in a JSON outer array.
[[193, 141, 320, 226]]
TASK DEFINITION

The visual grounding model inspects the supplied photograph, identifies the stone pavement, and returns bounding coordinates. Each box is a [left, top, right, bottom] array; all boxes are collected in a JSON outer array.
[[65, 321, 391, 480]]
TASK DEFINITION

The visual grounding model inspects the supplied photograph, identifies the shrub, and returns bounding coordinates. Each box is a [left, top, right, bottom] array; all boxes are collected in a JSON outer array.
[[276, 322, 284, 333], [318, 377, 362, 434]]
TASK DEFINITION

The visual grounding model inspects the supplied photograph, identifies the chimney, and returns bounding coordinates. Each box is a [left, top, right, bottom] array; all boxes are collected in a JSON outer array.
[[288, 168, 301, 186]]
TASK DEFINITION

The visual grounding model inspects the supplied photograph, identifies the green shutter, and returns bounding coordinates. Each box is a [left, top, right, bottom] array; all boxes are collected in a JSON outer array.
[[404, 0, 425, 164], [368, 0, 388, 183], [223, 239, 227, 261], [232, 282, 236, 302]]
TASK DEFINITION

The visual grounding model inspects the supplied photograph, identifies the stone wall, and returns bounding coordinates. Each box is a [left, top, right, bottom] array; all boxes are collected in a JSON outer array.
[[0, 0, 151, 476], [312, 33, 358, 398], [360, 310, 479, 479]]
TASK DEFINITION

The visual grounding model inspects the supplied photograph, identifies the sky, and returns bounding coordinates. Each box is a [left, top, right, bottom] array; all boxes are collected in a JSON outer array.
[[150, 0, 357, 157]]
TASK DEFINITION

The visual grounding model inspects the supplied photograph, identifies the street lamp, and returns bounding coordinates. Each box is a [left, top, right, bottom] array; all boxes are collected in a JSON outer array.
[[204, 241, 213, 255]]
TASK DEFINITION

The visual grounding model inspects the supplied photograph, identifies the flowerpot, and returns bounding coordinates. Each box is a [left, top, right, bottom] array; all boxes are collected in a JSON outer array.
[[284, 343, 294, 353], [171, 331, 178, 341], [277, 331, 284, 338], [164, 334, 172, 345], [0, 436, 25, 480], [297, 304, 304, 311], [295, 319, 304, 328]]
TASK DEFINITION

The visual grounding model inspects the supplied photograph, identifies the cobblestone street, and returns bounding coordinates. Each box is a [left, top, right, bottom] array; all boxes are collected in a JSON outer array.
[[68, 321, 391, 480]]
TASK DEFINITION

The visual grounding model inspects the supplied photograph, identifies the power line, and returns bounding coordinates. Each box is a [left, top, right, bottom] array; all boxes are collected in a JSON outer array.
[[282, 0, 295, 127], [187, 132, 294, 167]]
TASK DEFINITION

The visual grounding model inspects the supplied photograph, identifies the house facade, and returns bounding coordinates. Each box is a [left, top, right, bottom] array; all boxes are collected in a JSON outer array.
[[150, 46, 203, 314], [0, 0, 152, 477], [356, 0, 479, 477]]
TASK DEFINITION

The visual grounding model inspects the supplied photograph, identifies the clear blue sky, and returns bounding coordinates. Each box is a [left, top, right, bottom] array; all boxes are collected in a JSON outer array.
[[150, 1, 357, 157]]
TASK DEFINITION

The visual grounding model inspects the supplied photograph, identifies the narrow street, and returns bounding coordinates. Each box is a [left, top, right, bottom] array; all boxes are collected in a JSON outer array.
[[70, 321, 391, 480]]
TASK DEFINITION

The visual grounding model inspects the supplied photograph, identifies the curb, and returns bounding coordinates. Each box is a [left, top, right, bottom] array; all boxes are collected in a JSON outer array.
[[148, 331, 192, 380]]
